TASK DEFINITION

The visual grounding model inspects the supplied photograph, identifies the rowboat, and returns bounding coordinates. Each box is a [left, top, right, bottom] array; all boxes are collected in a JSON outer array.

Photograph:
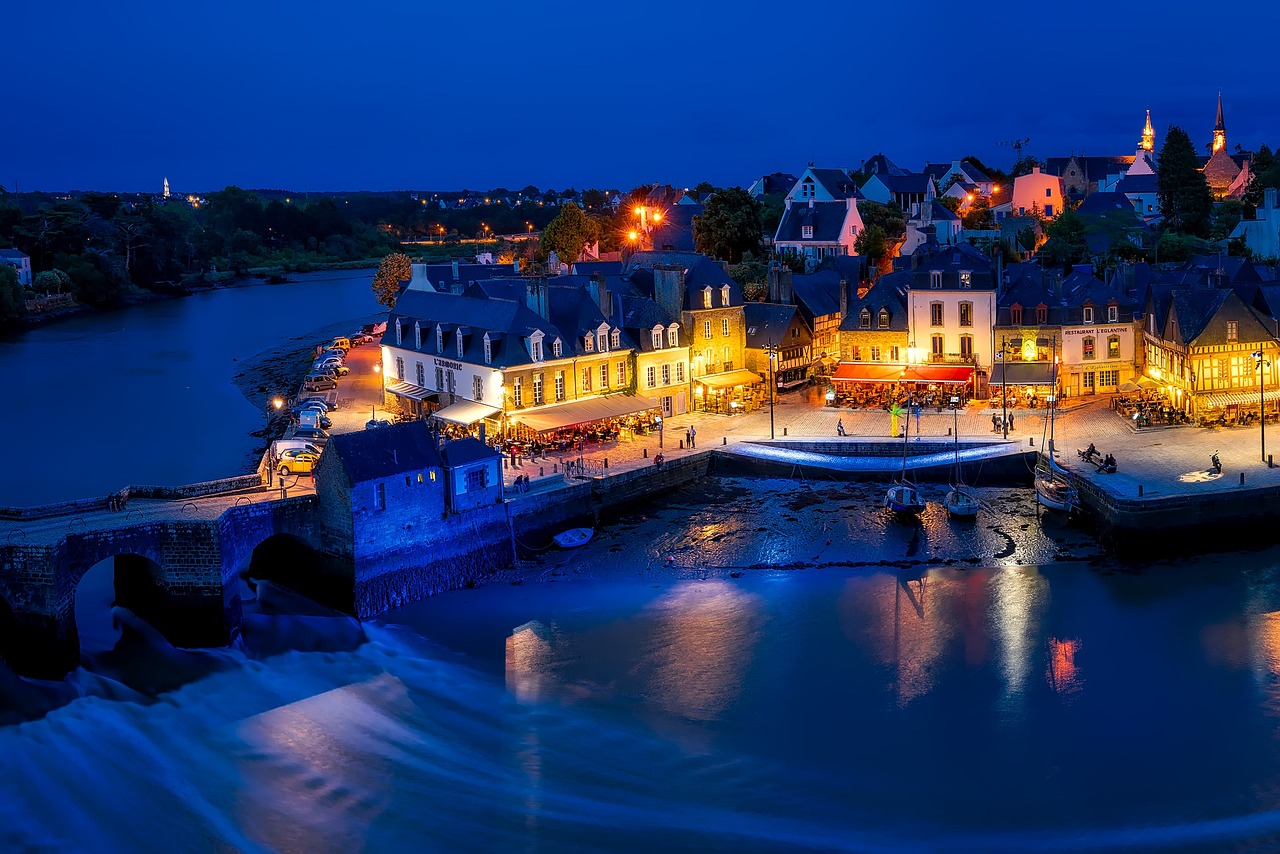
[[552, 528, 594, 548]]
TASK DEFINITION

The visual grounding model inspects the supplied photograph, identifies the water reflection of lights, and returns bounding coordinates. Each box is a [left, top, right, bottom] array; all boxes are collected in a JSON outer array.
[[1046, 637, 1084, 696], [1250, 611, 1280, 716], [990, 567, 1049, 700], [637, 581, 764, 721], [506, 620, 554, 704]]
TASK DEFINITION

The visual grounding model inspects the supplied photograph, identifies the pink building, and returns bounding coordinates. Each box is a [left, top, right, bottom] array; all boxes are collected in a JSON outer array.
[[1011, 167, 1066, 219]]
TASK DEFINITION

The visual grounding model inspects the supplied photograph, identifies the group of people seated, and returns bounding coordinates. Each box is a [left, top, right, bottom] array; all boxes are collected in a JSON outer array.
[[1078, 443, 1117, 473]]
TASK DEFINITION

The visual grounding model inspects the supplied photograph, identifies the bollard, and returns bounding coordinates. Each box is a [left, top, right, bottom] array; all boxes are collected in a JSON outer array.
[[784, 427, 788, 436], [723, 436, 727, 446], [503, 457, 509, 469], [604, 458, 608, 469], [643, 448, 648, 458], [553, 463, 558, 473], [679, 439, 684, 449], [1271, 454, 1275, 469], [1241, 472, 1246, 486], [1138, 484, 1143, 497], [540, 466, 544, 476]]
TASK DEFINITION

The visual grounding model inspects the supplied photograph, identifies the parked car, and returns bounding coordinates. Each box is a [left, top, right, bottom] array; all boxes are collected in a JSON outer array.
[[272, 440, 322, 460], [313, 363, 350, 377], [302, 376, 337, 392], [365, 418, 392, 430], [292, 427, 330, 444], [329, 337, 352, 352], [295, 395, 337, 411], [294, 411, 332, 429], [350, 334, 373, 346], [277, 449, 319, 475]]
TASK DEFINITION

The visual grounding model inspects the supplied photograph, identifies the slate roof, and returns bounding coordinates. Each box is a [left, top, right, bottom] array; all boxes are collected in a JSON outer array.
[[775, 200, 851, 243], [898, 244, 996, 289], [1062, 271, 1138, 314], [791, 269, 846, 320], [1045, 156, 1134, 185], [623, 253, 746, 313], [437, 437, 499, 468], [390, 288, 560, 369], [928, 199, 960, 221], [326, 421, 442, 485], [840, 272, 908, 332], [752, 172, 798, 196], [807, 168, 862, 199], [648, 203, 701, 252], [860, 153, 908, 177], [743, 303, 800, 349], [571, 261, 624, 276], [1077, 192, 1136, 215], [414, 262, 515, 292], [1116, 173, 1159, 194], [923, 160, 993, 185], [0, 249, 28, 261], [873, 173, 935, 195]]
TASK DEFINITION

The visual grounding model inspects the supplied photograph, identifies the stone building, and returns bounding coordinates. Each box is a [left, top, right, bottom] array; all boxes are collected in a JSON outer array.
[[790, 257, 862, 371], [437, 437, 502, 513], [743, 302, 812, 388]]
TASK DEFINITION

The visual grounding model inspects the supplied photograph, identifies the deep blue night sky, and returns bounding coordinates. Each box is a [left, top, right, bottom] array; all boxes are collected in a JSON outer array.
[[7, 0, 1279, 193]]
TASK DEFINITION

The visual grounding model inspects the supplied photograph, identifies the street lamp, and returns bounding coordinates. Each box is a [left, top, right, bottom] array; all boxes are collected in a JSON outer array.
[[996, 336, 1009, 438], [1254, 350, 1271, 464], [655, 415, 663, 449], [765, 339, 778, 439], [265, 395, 282, 432]]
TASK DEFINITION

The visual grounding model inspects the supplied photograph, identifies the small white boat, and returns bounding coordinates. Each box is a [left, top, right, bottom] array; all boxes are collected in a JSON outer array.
[[1035, 470, 1078, 513], [944, 487, 980, 519], [886, 482, 926, 515], [552, 528, 594, 548]]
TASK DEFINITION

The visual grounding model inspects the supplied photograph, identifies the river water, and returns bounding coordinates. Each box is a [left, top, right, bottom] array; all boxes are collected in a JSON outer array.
[[2, 477, 1279, 852], [0, 272, 382, 506]]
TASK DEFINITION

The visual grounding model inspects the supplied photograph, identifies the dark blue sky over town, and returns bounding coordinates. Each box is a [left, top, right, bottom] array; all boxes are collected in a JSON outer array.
[[8, 0, 1279, 193]]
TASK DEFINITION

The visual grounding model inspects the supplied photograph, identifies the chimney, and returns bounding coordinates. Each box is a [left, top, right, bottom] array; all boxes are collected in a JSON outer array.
[[838, 278, 849, 319], [478, 423, 485, 445], [451, 259, 460, 280], [808, 197, 814, 209], [592, 273, 609, 318], [767, 263, 793, 304], [653, 264, 686, 323], [1031, 166, 1041, 175], [524, 278, 550, 320]]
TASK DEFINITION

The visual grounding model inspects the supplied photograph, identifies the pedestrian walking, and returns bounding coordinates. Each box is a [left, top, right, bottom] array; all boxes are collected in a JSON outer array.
[[992, 414, 1000, 433], [689, 425, 696, 448], [837, 417, 846, 437], [1007, 413, 1015, 431], [686, 428, 692, 448]]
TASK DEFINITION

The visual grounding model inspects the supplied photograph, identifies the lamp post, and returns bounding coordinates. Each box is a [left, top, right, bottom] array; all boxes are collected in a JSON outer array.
[[265, 396, 282, 433], [655, 415, 663, 449], [1254, 350, 1270, 464], [765, 339, 778, 439], [997, 336, 1008, 438]]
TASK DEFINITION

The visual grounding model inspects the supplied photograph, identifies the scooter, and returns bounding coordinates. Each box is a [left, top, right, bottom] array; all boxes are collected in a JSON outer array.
[[1211, 451, 1222, 474]]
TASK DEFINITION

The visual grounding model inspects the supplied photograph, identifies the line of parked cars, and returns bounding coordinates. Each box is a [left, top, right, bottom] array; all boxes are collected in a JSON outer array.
[[278, 332, 378, 476]]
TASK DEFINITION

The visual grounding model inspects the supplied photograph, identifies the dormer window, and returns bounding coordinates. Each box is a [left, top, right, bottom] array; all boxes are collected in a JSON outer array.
[[859, 308, 871, 328], [1010, 305, 1023, 325], [483, 334, 492, 364], [414, 322, 422, 350], [1107, 304, 1118, 322], [652, 326, 663, 349], [531, 339, 543, 361], [395, 319, 403, 345], [611, 329, 620, 348], [801, 178, 815, 199], [702, 287, 712, 308], [930, 271, 942, 289], [457, 332, 465, 358], [721, 285, 731, 307], [1083, 306, 1094, 324], [878, 309, 890, 329], [802, 225, 814, 239], [552, 339, 562, 358], [667, 325, 679, 347], [959, 271, 972, 289], [597, 331, 608, 352], [436, 326, 443, 352], [584, 334, 594, 352], [1036, 305, 1048, 324]]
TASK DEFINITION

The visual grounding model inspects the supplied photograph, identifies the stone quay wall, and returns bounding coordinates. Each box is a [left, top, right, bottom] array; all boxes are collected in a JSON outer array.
[[0, 474, 267, 520]]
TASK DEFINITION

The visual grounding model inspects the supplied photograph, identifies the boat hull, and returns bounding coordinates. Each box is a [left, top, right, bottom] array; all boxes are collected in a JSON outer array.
[[944, 489, 979, 519], [1035, 479, 1077, 512], [552, 528, 594, 548], [885, 484, 926, 515]]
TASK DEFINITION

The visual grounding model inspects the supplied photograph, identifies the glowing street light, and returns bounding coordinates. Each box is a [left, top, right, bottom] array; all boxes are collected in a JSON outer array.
[[1254, 349, 1271, 465]]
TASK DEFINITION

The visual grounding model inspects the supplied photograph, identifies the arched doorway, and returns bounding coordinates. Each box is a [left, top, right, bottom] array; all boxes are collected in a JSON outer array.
[[245, 534, 353, 615], [74, 554, 167, 657]]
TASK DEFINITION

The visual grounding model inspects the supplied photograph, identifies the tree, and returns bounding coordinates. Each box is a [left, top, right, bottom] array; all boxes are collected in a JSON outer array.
[[938, 195, 963, 214], [1244, 144, 1280, 210], [1209, 200, 1245, 241], [692, 187, 762, 263], [1157, 126, 1213, 237], [372, 252, 412, 308], [962, 198, 994, 230], [854, 224, 888, 265], [34, 269, 69, 294], [538, 203, 600, 265], [1039, 209, 1088, 269], [0, 264, 23, 325], [1011, 154, 1045, 178], [693, 181, 716, 195], [580, 188, 607, 210]]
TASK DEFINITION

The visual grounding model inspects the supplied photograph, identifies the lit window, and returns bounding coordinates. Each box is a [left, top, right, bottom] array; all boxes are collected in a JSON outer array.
[[611, 329, 620, 348], [1226, 321, 1238, 342], [533, 373, 543, 404], [582, 368, 592, 392], [554, 371, 565, 401], [662, 364, 671, 385], [514, 377, 523, 407], [598, 332, 607, 352], [668, 326, 679, 346], [930, 302, 944, 327], [600, 364, 608, 387], [652, 328, 663, 348], [959, 271, 971, 289], [721, 285, 731, 306], [675, 362, 684, 382], [802, 225, 814, 239], [1083, 337, 1096, 360], [722, 318, 730, 337], [617, 361, 626, 385], [870, 346, 880, 361], [860, 309, 871, 328], [703, 288, 712, 308], [584, 335, 594, 352], [878, 310, 889, 329], [1108, 336, 1120, 359], [704, 320, 712, 339]]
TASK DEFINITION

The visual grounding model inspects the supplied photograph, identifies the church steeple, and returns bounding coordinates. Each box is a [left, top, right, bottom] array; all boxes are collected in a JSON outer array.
[[1213, 92, 1226, 154], [1141, 109, 1154, 152]]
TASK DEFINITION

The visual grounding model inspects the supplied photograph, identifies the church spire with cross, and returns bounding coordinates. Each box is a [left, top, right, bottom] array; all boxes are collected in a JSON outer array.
[[1213, 92, 1226, 154], [1141, 108, 1154, 152]]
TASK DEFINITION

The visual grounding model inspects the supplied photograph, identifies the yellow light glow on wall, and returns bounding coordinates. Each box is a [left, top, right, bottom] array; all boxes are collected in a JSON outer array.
[[1022, 339, 1037, 361]]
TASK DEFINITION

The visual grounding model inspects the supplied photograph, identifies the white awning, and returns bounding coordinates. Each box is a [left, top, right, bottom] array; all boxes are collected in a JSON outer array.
[[511, 395, 659, 433], [432, 399, 502, 426], [386, 381, 435, 401], [696, 368, 764, 389]]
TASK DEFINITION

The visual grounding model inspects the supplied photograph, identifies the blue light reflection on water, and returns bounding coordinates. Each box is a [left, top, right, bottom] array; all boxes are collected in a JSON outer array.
[[6, 562, 1280, 851]]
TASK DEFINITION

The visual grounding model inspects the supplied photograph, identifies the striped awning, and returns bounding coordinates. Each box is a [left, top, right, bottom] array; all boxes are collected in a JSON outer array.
[[1201, 389, 1280, 408], [511, 395, 659, 433], [386, 381, 434, 401], [431, 399, 501, 426]]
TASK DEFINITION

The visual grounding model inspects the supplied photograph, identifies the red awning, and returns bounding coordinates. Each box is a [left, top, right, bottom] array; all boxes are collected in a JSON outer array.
[[900, 365, 974, 385], [831, 363, 905, 383]]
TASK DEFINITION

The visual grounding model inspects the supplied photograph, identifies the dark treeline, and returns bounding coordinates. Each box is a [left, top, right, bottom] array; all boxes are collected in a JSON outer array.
[[0, 185, 576, 324]]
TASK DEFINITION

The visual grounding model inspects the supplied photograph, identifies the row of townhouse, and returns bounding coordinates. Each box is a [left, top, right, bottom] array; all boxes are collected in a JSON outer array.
[[378, 252, 757, 436]]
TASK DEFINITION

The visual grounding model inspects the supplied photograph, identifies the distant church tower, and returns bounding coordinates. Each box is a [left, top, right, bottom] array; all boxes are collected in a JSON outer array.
[[163, 177, 170, 198], [1212, 93, 1226, 154], [1140, 109, 1155, 153]]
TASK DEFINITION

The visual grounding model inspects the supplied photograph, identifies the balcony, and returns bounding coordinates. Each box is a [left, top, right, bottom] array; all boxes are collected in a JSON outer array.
[[928, 353, 977, 365]]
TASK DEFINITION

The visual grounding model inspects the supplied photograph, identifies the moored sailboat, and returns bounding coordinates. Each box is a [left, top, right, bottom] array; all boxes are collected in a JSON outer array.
[[1035, 352, 1077, 514], [944, 400, 979, 519], [885, 402, 926, 516]]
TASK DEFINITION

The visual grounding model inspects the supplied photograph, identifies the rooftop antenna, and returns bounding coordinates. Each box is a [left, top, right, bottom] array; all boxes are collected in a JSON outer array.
[[997, 138, 1032, 157]]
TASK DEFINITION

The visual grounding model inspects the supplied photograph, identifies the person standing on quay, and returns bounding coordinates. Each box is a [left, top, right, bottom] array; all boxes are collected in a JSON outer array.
[[992, 414, 1000, 433], [689, 425, 696, 448]]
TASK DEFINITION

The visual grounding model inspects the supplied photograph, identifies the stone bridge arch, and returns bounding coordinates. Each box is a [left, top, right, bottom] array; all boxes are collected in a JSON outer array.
[[74, 553, 170, 657]]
